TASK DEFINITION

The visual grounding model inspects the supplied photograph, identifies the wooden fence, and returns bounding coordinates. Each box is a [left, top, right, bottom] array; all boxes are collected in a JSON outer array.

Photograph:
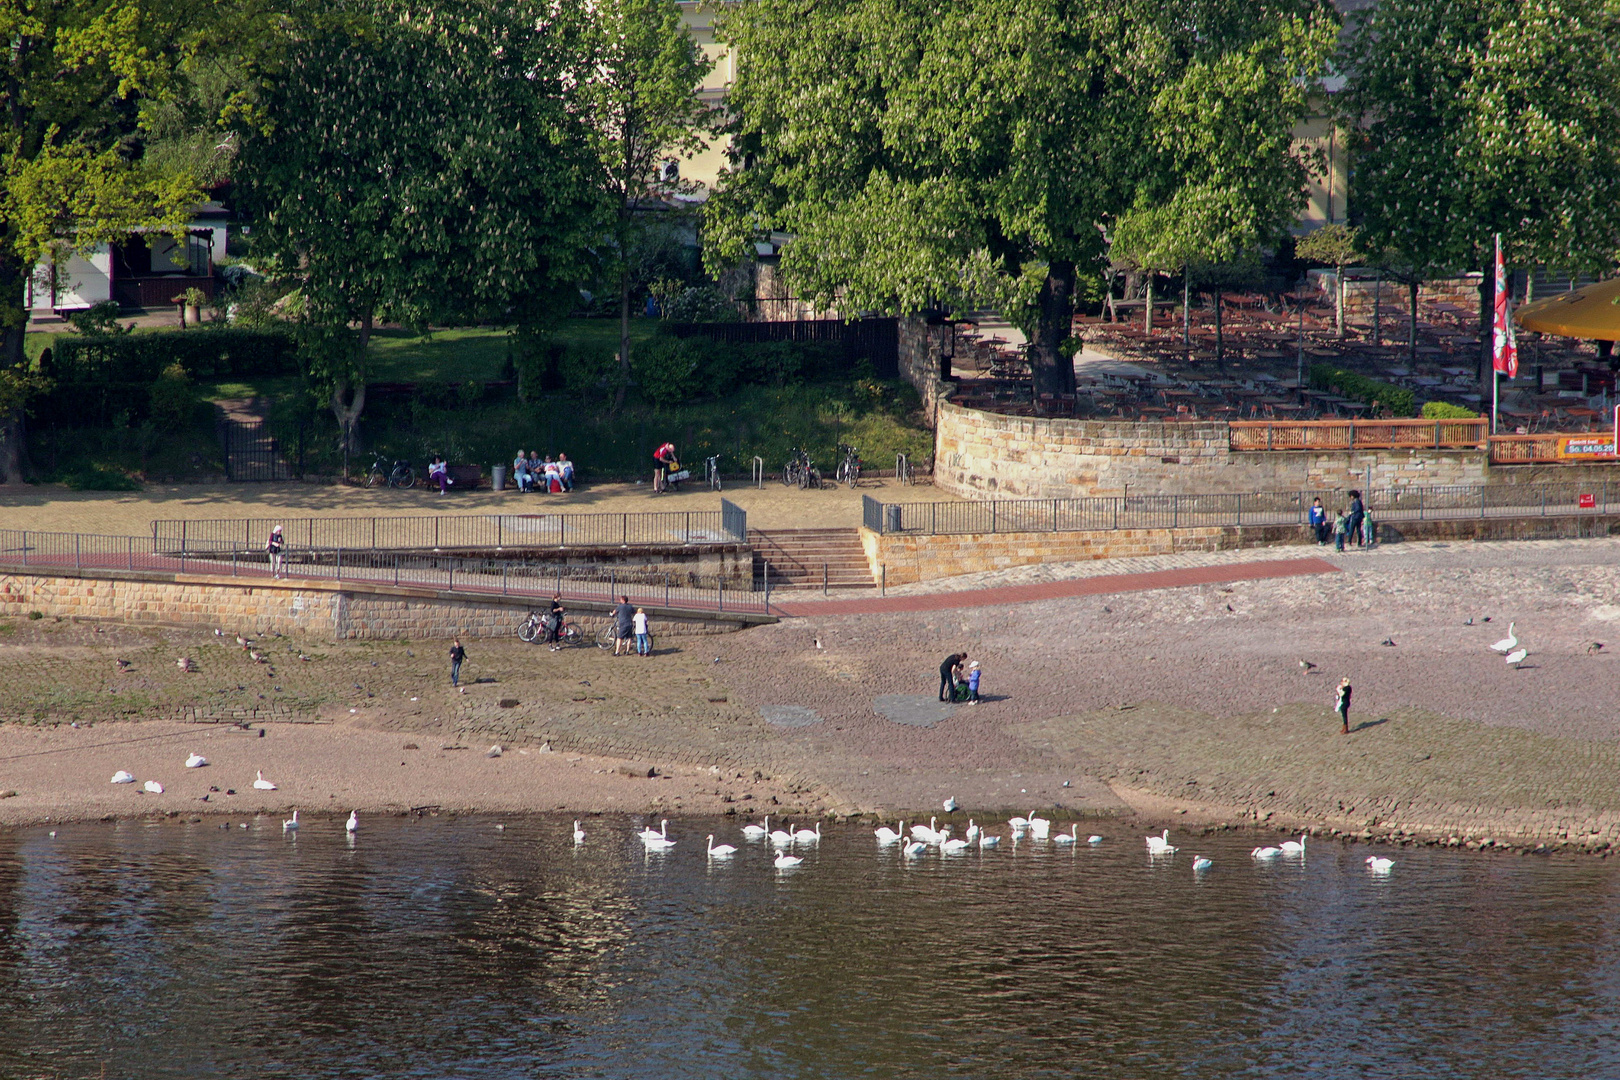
[[1229, 418, 1491, 452]]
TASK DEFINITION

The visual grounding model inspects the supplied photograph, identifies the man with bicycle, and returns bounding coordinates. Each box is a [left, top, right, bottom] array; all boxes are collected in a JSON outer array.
[[612, 594, 635, 656], [542, 594, 566, 650], [653, 441, 679, 494]]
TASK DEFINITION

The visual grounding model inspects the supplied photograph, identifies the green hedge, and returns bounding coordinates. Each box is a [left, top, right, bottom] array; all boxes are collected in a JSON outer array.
[[46, 327, 300, 383], [1308, 364, 1415, 418], [1420, 401, 1479, 419]]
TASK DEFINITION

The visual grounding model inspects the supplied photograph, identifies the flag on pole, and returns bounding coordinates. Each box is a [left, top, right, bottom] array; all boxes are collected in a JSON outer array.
[[1493, 234, 1518, 378]]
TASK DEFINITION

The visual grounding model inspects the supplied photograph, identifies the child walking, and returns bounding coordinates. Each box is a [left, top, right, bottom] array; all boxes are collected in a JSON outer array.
[[967, 660, 982, 704], [1333, 508, 1349, 552], [449, 639, 466, 687]]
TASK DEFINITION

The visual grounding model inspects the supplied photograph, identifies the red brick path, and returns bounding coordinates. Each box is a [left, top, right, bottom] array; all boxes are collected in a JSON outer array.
[[771, 557, 1341, 616]]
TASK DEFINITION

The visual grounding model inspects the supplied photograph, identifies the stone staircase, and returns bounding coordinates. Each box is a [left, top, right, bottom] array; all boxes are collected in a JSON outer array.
[[750, 528, 875, 590]]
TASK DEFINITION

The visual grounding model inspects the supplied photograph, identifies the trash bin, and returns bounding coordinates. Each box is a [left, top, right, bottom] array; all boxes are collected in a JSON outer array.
[[884, 504, 902, 533], [491, 465, 506, 492]]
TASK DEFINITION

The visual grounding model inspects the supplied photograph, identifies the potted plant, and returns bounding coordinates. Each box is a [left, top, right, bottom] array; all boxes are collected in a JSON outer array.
[[175, 286, 207, 327]]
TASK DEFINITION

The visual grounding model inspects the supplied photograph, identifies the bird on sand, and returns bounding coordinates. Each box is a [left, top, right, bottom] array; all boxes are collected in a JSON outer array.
[[1505, 647, 1529, 668], [143, 780, 164, 794], [943, 796, 958, 812], [185, 753, 208, 769], [252, 771, 277, 791], [1299, 659, 1317, 673], [1490, 623, 1518, 654], [1589, 642, 1605, 655], [1380, 637, 1396, 647]]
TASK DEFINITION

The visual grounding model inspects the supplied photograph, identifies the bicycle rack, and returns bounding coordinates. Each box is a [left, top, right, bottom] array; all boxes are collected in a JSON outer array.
[[752, 456, 765, 488], [896, 453, 911, 485]]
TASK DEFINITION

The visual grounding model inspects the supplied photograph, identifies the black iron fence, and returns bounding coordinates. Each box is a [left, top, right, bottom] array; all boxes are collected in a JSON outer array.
[[0, 529, 770, 615], [152, 500, 749, 553], [863, 482, 1620, 535]]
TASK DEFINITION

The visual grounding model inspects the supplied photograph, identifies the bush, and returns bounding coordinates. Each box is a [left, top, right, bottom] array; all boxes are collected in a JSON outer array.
[[48, 327, 300, 383], [631, 337, 704, 402], [1420, 401, 1479, 419], [558, 341, 618, 397], [1308, 364, 1415, 418], [148, 363, 197, 433], [67, 301, 130, 336], [663, 286, 741, 323], [63, 465, 141, 491]]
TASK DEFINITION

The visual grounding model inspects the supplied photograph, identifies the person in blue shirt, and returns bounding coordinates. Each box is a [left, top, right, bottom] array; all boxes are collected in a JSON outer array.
[[513, 449, 531, 492], [967, 660, 982, 704], [1308, 497, 1329, 544]]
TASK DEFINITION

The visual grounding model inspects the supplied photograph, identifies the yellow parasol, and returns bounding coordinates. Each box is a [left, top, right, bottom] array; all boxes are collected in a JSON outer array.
[[1514, 277, 1620, 339]]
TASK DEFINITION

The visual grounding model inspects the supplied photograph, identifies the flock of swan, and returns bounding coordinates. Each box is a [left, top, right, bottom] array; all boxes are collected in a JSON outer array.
[[612, 816, 1396, 876]]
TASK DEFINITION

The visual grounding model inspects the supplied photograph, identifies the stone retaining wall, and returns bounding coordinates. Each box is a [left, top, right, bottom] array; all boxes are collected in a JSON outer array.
[[0, 566, 766, 640]]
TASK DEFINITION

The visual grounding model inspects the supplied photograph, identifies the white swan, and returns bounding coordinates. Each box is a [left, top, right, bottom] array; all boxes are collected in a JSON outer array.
[[572, 820, 585, 844], [185, 753, 208, 769], [910, 817, 943, 843], [642, 833, 675, 851], [978, 833, 1001, 848], [964, 820, 980, 843], [774, 852, 804, 868], [347, 811, 360, 833], [252, 771, 277, 791], [1053, 824, 1080, 845], [1251, 845, 1281, 860], [741, 815, 771, 840], [637, 819, 669, 842], [1087, 835, 1104, 845], [1490, 623, 1518, 653], [1145, 829, 1173, 854], [768, 825, 794, 846], [1280, 834, 1306, 855], [943, 796, 958, 812], [706, 835, 738, 858], [1028, 813, 1052, 840], [111, 770, 135, 785], [143, 780, 164, 794], [1008, 815, 1029, 831], [1505, 647, 1529, 667], [940, 837, 970, 854], [903, 840, 928, 858], [1192, 856, 1213, 872], [792, 822, 822, 844], [282, 810, 299, 832], [875, 821, 904, 844], [1366, 855, 1394, 873]]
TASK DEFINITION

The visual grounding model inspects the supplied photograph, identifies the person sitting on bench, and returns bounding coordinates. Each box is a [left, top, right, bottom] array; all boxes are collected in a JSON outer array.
[[428, 455, 451, 494]]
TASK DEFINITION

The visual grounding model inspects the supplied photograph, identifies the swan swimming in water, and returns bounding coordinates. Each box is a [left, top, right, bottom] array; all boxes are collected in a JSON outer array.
[[910, 818, 943, 844], [1251, 845, 1281, 860], [903, 840, 928, 858], [741, 815, 771, 840], [939, 837, 970, 854], [774, 852, 803, 868], [1145, 829, 1175, 855], [1192, 856, 1213, 872], [1053, 824, 1080, 845], [1280, 834, 1306, 855], [978, 832, 1001, 848], [637, 819, 669, 842], [1088, 835, 1104, 845], [642, 832, 676, 851], [706, 835, 738, 858], [1366, 855, 1394, 873], [792, 822, 822, 844], [282, 811, 299, 832], [1027, 814, 1052, 839], [768, 825, 794, 846], [875, 822, 904, 844]]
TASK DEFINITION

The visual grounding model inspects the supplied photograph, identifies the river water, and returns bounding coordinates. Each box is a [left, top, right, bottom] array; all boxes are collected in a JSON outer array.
[[1, 814, 1616, 1079]]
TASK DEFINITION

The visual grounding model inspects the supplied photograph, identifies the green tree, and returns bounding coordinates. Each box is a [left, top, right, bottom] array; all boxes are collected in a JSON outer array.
[[572, 0, 715, 406], [1339, 0, 1620, 376], [0, 0, 212, 481], [1295, 223, 1360, 339], [707, 0, 1335, 406], [234, 0, 599, 472]]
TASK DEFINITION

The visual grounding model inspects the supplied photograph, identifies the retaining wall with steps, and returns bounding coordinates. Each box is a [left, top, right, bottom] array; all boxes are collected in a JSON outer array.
[[749, 528, 876, 590]]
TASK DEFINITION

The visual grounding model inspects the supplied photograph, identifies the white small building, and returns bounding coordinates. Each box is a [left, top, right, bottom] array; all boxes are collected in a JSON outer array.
[[27, 202, 230, 317]]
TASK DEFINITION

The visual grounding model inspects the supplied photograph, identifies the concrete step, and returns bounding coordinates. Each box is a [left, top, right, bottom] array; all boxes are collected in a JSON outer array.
[[749, 527, 874, 588]]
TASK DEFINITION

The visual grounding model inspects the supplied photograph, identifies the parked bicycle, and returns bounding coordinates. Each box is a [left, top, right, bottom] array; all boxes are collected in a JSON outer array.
[[835, 443, 862, 489], [781, 447, 823, 489], [516, 611, 584, 646], [705, 454, 723, 492], [365, 453, 416, 489]]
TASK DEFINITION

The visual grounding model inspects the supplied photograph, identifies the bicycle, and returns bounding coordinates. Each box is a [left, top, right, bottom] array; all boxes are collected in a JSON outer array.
[[782, 447, 822, 490], [705, 454, 723, 492], [365, 453, 416, 489], [517, 612, 585, 646], [835, 443, 862, 489], [596, 620, 653, 653]]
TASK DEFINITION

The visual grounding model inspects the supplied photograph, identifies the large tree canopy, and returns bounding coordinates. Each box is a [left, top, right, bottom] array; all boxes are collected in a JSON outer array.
[[707, 0, 1335, 401], [234, 0, 600, 464]]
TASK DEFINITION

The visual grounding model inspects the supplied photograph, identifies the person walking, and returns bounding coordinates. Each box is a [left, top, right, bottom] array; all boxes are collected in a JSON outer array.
[[1308, 498, 1329, 545], [449, 639, 467, 688], [1346, 490, 1365, 549], [938, 652, 967, 702], [266, 525, 286, 579], [1335, 676, 1352, 734], [613, 594, 635, 656], [633, 607, 651, 656]]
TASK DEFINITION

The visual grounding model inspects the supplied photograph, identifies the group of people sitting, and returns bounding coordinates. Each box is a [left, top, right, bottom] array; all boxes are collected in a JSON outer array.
[[513, 450, 574, 494]]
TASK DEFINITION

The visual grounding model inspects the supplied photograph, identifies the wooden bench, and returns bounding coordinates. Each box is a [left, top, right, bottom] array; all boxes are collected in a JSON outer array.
[[446, 465, 482, 490]]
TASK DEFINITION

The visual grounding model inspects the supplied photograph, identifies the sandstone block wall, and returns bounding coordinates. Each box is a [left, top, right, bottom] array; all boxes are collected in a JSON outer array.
[[0, 569, 758, 640]]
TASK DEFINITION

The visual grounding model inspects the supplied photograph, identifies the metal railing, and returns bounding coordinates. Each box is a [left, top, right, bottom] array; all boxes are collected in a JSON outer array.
[[1230, 418, 1491, 452], [862, 482, 1619, 536], [151, 500, 749, 554], [0, 529, 771, 615]]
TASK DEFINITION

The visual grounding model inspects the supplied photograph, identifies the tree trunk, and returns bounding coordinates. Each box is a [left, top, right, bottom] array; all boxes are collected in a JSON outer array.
[[1182, 274, 1190, 346], [0, 255, 33, 484], [1334, 263, 1346, 339], [329, 309, 373, 479], [1029, 260, 1078, 406], [1407, 279, 1419, 366], [1143, 274, 1154, 334]]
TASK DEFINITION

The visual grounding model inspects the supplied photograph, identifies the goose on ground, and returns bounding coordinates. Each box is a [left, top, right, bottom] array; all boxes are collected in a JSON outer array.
[[143, 780, 164, 794], [940, 837, 970, 854], [1251, 845, 1281, 860], [706, 835, 738, 858], [1053, 824, 1081, 845], [1028, 814, 1052, 839], [111, 771, 135, 785], [282, 810, 299, 832], [1366, 856, 1394, 873], [741, 815, 771, 840], [252, 771, 277, 791], [1192, 856, 1213, 872], [792, 822, 822, 844], [637, 819, 669, 842], [1490, 623, 1518, 654], [978, 833, 1001, 848], [185, 753, 208, 769], [875, 822, 904, 844], [1505, 647, 1529, 668], [1280, 834, 1306, 855], [347, 811, 359, 833], [773, 852, 804, 868], [572, 820, 585, 844], [768, 825, 794, 846], [903, 840, 928, 858], [910, 817, 943, 843], [1088, 835, 1104, 845]]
